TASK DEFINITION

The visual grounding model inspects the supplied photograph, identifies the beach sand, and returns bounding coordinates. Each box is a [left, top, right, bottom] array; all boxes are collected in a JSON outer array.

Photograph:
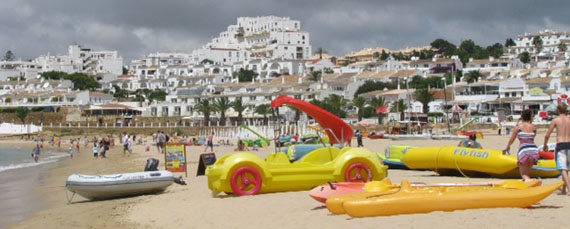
[[10, 131, 570, 229]]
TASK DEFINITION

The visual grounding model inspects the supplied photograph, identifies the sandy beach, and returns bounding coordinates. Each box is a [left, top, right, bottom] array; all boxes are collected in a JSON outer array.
[[8, 130, 570, 229]]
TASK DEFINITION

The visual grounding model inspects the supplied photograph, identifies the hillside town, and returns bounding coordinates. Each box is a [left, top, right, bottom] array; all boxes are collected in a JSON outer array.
[[1, 16, 570, 128]]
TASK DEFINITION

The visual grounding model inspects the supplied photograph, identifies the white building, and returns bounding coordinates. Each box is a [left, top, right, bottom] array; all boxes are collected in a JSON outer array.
[[34, 44, 123, 76], [192, 16, 312, 65], [0, 60, 41, 81], [507, 30, 570, 55]]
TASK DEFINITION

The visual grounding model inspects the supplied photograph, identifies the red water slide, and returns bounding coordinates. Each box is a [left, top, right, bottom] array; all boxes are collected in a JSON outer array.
[[270, 96, 353, 145]]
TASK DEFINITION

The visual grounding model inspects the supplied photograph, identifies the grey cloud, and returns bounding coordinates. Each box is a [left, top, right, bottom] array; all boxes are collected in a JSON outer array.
[[1, 0, 569, 62]]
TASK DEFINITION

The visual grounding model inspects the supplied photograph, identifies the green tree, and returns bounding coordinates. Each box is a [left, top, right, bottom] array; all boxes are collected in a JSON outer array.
[[354, 80, 397, 97], [4, 50, 15, 61], [368, 97, 387, 124], [558, 42, 568, 52], [112, 85, 128, 99], [380, 50, 389, 60], [65, 73, 100, 90], [324, 94, 348, 118], [414, 88, 434, 114], [519, 51, 531, 64], [459, 39, 481, 54], [195, 99, 212, 126], [453, 49, 470, 65], [254, 104, 272, 125], [352, 96, 366, 121], [430, 39, 457, 56], [41, 71, 68, 80], [532, 36, 543, 54], [148, 90, 167, 102], [232, 97, 246, 125], [486, 43, 504, 58], [309, 71, 321, 82], [214, 97, 231, 126], [465, 70, 482, 83], [505, 38, 516, 47], [16, 107, 29, 124], [323, 68, 334, 74], [391, 99, 408, 121], [234, 68, 256, 82], [200, 59, 214, 65]]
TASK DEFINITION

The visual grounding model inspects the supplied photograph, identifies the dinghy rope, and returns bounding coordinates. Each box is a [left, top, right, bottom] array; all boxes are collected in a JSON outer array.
[[434, 147, 469, 178], [65, 189, 76, 204]]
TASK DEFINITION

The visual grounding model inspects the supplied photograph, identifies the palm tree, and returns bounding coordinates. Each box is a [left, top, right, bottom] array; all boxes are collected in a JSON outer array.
[[558, 42, 568, 52], [194, 99, 212, 126], [391, 99, 408, 121], [324, 94, 348, 118], [352, 96, 366, 121], [465, 70, 481, 83], [414, 88, 434, 114], [214, 97, 231, 126], [315, 47, 327, 59], [309, 71, 321, 82], [16, 107, 29, 124], [532, 36, 543, 54], [232, 97, 246, 125], [368, 97, 386, 124], [254, 104, 272, 125]]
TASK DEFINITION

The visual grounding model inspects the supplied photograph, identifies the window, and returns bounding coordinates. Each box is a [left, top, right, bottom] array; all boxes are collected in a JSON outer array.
[[250, 96, 256, 101]]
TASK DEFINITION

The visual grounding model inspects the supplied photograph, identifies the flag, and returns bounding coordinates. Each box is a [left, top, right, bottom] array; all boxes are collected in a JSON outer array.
[[377, 106, 388, 114]]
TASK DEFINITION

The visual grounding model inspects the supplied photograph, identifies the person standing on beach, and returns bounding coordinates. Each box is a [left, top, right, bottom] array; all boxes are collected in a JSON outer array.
[[156, 131, 166, 154], [544, 103, 570, 195], [503, 109, 540, 182], [204, 132, 214, 152], [84, 136, 89, 147], [31, 144, 41, 162], [76, 138, 80, 154], [123, 132, 132, 156], [69, 140, 75, 159], [356, 130, 363, 147]]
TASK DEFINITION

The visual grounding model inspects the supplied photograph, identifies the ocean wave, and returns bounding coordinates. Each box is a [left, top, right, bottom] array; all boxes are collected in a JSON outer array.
[[0, 153, 68, 173]]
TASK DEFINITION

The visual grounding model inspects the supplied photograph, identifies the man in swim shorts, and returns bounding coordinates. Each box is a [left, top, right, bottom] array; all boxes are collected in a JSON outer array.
[[544, 103, 570, 195]]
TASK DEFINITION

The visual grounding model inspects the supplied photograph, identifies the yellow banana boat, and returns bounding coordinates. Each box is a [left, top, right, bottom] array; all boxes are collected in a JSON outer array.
[[401, 146, 560, 178], [329, 179, 563, 218], [326, 179, 542, 215]]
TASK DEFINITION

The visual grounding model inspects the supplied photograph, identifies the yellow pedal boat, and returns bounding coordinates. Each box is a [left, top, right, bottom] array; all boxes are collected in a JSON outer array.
[[401, 146, 560, 178], [327, 179, 562, 217]]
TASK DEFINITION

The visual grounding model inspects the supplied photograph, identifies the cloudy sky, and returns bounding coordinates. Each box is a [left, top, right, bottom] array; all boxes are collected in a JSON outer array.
[[2, 0, 569, 62]]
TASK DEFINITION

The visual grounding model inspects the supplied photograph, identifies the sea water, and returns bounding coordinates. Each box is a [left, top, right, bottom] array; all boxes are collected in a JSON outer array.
[[0, 145, 67, 227], [0, 145, 68, 173]]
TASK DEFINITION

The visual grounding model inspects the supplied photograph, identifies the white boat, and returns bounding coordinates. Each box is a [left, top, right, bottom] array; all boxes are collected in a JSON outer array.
[[66, 171, 175, 200], [385, 134, 431, 140], [430, 135, 468, 140]]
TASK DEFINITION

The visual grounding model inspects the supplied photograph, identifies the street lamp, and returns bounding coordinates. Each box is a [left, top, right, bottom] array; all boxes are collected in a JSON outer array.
[[442, 78, 451, 134]]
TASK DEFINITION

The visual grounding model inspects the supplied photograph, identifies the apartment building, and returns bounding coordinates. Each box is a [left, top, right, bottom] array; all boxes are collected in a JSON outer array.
[[192, 16, 311, 65], [507, 30, 570, 54]]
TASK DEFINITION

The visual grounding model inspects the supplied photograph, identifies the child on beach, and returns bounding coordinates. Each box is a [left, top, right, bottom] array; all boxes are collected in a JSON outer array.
[[69, 144, 75, 159], [504, 109, 540, 182], [31, 144, 41, 162], [93, 144, 99, 158]]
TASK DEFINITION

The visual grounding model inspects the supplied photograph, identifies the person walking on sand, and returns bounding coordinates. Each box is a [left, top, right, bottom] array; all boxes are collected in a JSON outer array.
[[544, 103, 570, 195], [205, 132, 214, 152], [504, 109, 540, 182], [31, 144, 41, 162], [157, 131, 166, 154], [123, 132, 132, 156]]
